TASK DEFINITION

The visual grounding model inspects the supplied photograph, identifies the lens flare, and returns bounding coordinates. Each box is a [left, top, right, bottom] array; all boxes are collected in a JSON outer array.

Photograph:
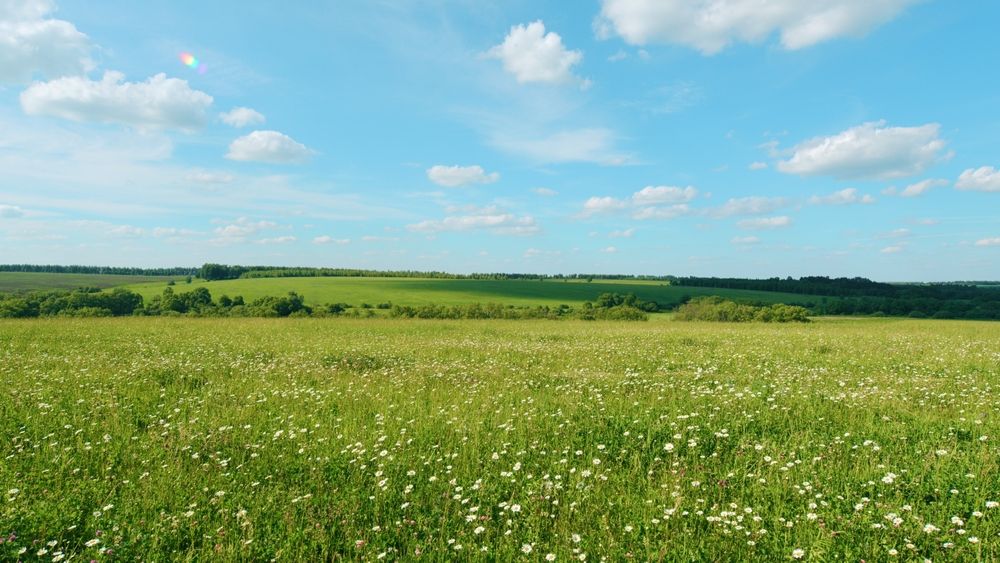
[[179, 52, 207, 74]]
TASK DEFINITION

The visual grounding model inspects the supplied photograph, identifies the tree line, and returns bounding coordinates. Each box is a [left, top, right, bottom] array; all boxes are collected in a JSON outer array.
[[0, 264, 198, 276], [674, 296, 810, 323], [0, 288, 655, 321], [673, 276, 1000, 320]]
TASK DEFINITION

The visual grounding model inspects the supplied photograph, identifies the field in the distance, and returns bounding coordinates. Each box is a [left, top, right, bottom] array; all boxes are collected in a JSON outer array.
[[0, 272, 178, 293], [124, 276, 822, 308], [2, 317, 997, 560]]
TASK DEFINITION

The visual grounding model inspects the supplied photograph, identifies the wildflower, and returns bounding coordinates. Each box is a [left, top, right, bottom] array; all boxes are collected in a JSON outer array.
[[510, 504, 521, 513], [663, 443, 674, 452], [522, 544, 533, 554], [791, 548, 805, 559], [474, 526, 484, 534], [572, 533, 581, 543], [546, 554, 556, 561], [85, 539, 100, 548]]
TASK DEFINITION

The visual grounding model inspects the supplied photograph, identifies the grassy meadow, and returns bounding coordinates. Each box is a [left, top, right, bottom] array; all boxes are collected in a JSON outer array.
[[2, 317, 998, 561], [123, 276, 821, 308]]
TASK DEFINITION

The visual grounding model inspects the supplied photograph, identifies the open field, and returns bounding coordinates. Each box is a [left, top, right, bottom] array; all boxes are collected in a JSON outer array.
[[0, 272, 178, 293], [2, 317, 998, 560], [123, 276, 824, 308]]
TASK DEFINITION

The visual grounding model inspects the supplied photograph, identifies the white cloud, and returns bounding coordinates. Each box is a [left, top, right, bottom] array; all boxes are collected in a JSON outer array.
[[731, 236, 760, 245], [809, 187, 875, 205], [0, 204, 25, 218], [711, 196, 789, 217], [631, 185, 698, 205], [408, 206, 539, 236], [632, 204, 690, 220], [20, 71, 213, 131], [580, 196, 628, 217], [313, 235, 350, 245], [880, 245, 904, 254], [256, 236, 296, 245], [737, 216, 791, 230], [152, 227, 199, 239], [956, 166, 1000, 192], [212, 217, 277, 243], [975, 237, 1000, 247], [600, 246, 618, 253], [487, 20, 584, 86], [749, 161, 768, 170], [533, 187, 558, 196], [185, 170, 235, 184], [581, 186, 698, 220], [885, 178, 948, 197], [609, 227, 635, 238], [426, 165, 500, 187], [777, 121, 946, 180], [493, 127, 632, 165], [0, 0, 93, 84], [220, 107, 265, 128], [226, 130, 313, 164], [107, 224, 143, 238], [595, 0, 919, 54]]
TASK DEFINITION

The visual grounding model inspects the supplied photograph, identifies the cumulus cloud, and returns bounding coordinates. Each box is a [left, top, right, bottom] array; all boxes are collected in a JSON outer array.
[[600, 246, 618, 253], [595, 0, 919, 54], [107, 224, 143, 238], [487, 20, 584, 85], [880, 245, 904, 254], [426, 165, 500, 187], [0, 0, 93, 84], [809, 188, 875, 205], [313, 236, 350, 245], [883, 178, 948, 197], [220, 107, 265, 128], [256, 236, 296, 245], [710, 196, 789, 218], [226, 130, 313, 164], [580, 186, 698, 220], [609, 227, 635, 238], [152, 227, 199, 239], [492, 127, 632, 165], [631, 185, 698, 205], [975, 237, 1000, 247], [737, 216, 791, 230], [776, 121, 946, 180], [580, 196, 628, 217], [632, 204, 690, 220], [749, 161, 768, 170], [212, 217, 277, 243], [20, 71, 213, 130], [956, 166, 1000, 192], [731, 236, 760, 245], [0, 204, 25, 218], [408, 206, 539, 236], [533, 187, 558, 196]]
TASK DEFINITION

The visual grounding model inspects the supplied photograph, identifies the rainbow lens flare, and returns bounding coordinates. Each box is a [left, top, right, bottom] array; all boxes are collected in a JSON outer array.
[[178, 52, 207, 75]]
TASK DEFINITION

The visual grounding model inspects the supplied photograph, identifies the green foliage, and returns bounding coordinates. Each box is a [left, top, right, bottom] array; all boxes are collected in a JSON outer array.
[[674, 296, 810, 323], [0, 287, 144, 318]]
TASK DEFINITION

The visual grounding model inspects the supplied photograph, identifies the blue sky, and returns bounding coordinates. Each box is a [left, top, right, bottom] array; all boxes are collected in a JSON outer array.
[[1, 0, 999, 280]]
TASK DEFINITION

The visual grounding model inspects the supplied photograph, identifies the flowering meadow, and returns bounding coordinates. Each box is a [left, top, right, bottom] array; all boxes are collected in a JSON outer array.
[[1, 317, 998, 561]]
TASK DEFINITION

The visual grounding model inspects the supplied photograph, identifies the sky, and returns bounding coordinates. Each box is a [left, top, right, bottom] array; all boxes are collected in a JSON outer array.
[[1, 0, 999, 280]]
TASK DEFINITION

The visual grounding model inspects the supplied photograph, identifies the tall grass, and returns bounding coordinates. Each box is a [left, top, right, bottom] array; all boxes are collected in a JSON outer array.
[[1, 318, 998, 560]]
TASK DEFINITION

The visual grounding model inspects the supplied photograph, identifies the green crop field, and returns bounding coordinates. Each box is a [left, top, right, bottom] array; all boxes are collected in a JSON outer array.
[[0, 272, 178, 293], [2, 317, 998, 561], [123, 276, 824, 308]]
